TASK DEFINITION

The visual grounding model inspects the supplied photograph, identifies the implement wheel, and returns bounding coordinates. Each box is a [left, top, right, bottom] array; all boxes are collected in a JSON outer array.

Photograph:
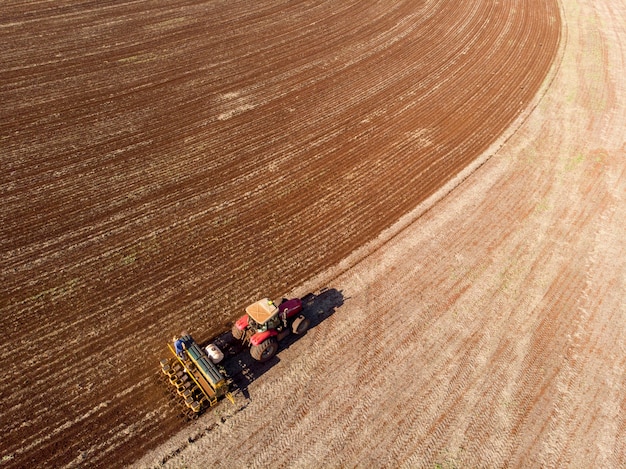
[[250, 337, 278, 362]]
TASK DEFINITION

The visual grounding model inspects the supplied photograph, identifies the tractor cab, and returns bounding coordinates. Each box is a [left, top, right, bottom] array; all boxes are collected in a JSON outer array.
[[245, 298, 285, 332]]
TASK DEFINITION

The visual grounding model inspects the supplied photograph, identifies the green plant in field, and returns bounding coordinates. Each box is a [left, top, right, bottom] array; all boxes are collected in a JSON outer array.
[[534, 198, 551, 214], [565, 153, 585, 171], [120, 251, 137, 266], [30, 278, 79, 303], [434, 460, 459, 469]]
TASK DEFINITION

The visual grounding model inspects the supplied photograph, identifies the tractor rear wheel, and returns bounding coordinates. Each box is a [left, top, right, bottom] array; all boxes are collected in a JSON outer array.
[[250, 337, 278, 362], [231, 324, 244, 340], [292, 315, 310, 335]]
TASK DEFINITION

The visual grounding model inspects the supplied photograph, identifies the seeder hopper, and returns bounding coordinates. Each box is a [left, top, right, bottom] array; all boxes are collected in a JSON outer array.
[[159, 334, 233, 419]]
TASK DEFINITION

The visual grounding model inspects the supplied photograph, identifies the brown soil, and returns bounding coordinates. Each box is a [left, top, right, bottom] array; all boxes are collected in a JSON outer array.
[[7, 0, 621, 467]]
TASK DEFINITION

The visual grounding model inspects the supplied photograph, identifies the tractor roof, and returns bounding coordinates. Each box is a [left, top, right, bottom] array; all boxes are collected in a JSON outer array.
[[245, 298, 278, 325]]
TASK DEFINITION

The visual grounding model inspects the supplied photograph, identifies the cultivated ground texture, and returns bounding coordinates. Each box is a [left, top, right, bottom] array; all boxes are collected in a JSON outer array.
[[1, 0, 624, 467]]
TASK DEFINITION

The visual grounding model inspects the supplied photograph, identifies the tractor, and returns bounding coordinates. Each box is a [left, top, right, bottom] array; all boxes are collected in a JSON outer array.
[[232, 297, 310, 362]]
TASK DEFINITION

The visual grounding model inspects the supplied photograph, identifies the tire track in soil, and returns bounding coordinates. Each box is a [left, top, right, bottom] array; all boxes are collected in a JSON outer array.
[[1, 0, 560, 467]]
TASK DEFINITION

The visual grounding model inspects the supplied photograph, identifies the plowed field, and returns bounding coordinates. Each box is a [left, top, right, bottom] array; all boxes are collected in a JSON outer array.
[[4, 0, 623, 467]]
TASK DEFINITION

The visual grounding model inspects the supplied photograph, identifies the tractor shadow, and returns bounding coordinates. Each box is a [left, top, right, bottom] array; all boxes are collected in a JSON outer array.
[[210, 287, 344, 400]]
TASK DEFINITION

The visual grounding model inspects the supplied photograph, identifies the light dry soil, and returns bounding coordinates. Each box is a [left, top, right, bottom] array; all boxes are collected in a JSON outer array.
[[1, 0, 624, 467], [137, 0, 626, 467]]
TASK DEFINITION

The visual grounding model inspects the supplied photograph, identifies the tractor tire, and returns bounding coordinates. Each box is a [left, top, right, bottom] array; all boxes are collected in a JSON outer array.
[[250, 337, 278, 362], [231, 323, 244, 341], [292, 315, 310, 335]]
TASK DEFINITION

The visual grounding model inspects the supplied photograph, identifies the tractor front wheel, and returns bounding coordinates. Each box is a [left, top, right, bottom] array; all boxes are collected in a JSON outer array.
[[250, 338, 278, 362], [231, 324, 244, 341]]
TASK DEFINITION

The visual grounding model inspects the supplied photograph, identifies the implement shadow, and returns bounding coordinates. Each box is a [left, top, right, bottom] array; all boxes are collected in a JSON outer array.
[[211, 287, 344, 400]]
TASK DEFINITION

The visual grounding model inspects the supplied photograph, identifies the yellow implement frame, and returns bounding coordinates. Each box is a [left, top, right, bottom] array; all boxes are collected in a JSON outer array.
[[166, 341, 234, 411]]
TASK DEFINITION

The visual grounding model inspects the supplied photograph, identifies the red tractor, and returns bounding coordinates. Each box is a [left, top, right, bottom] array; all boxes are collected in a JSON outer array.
[[232, 297, 310, 362]]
